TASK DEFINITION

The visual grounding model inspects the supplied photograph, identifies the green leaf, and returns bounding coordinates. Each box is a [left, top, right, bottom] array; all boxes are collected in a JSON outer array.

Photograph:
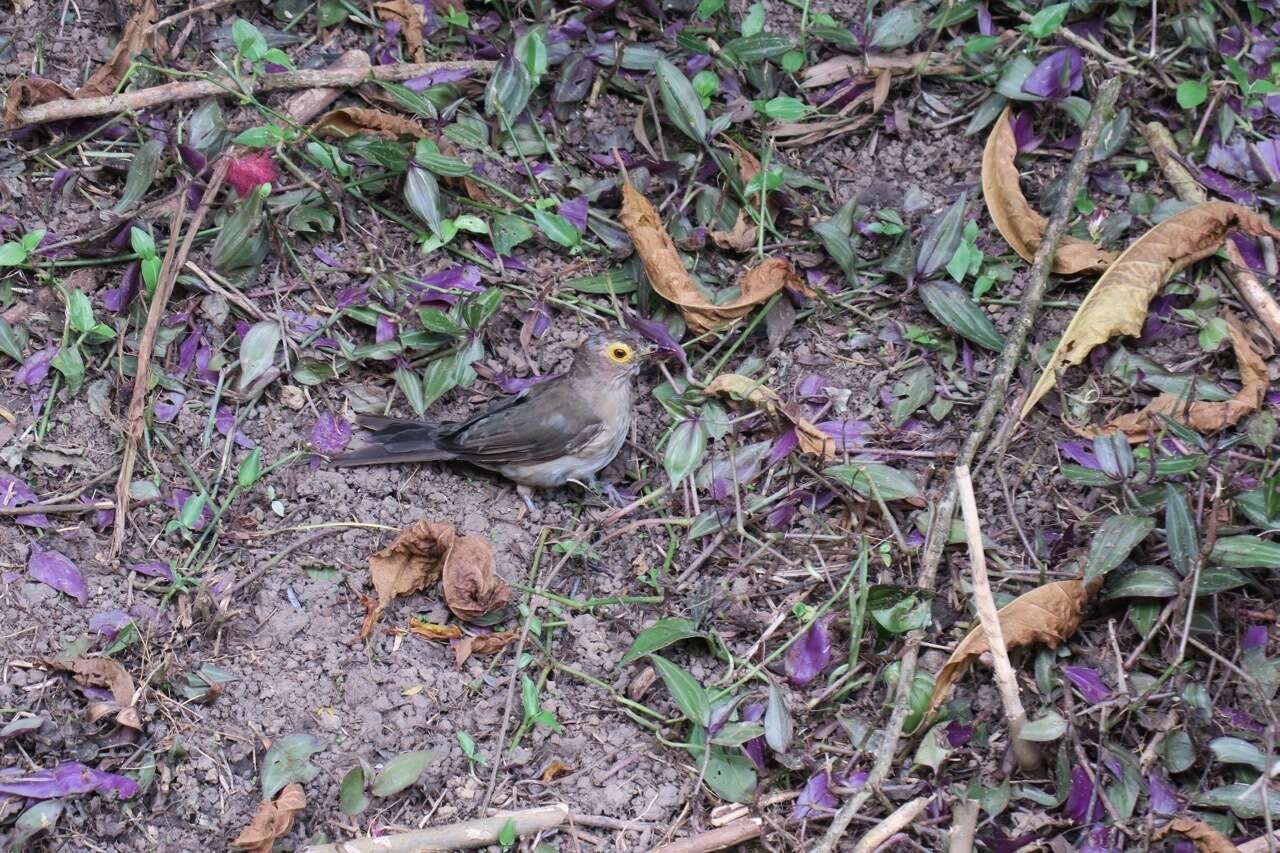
[[1164, 485, 1198, 576], [129, 226, 156, 259], [1210, 535, 1280, 569], [51, 345, 85, 395], [764, 680, 792, 754], [760, 96, 808, 120], [741, 2, 764, 36], [461, 288, 503, 330], [1083, 515, 1156, 583], [1104, 566, 1180, 599], [1025, 2, 1069, 38], [237, 320, 281, 391], [916, 194, 968, 278], [870, 5, 924, 49], [112, 139, 163, 214], [1020, 711, 1067, 741], [649, 654, 710, 727], [1195, 783, 1280, 820], [917, 279, 1003, 351], [655, 58, 709, 143], [371, 750, 434, 797], [913, 722, 953, 772], [781, 50, 804, 74], [696, 0, 724, 18], [262, 47, 295, 69], [687, 727, 757, 802], [418, 308, 464, 335], [231, 18, 268, 61], [1209, 736, 1267, 771], [710, 721, 765, 746], [824, 462, 920, 501], [260, 732, 322, 799], [1162, 730, 1195, 773], [565, 268, 637, 295], [492, 214, 534, 255], [66, 290, 95, 334], [664, 418, 708, 486], [498, 817, 518, 848], [395, 366, 427, 417], [620, 618, 712, 666], [404, 166, 444, 238], [722, 33, 792, 63], [0, 318, 23, 361], [0, 241, 27, 266], [238, 448, 263, 488], [532, 209, 581, 248], [340, 766, 369, 815], [868, 586, 932, 634], [11, 800, 63, 849], [485, 52, 533, 118]]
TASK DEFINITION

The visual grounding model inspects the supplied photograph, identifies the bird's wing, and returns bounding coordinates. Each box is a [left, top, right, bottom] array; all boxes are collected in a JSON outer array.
[[442, 380, 605, 464]]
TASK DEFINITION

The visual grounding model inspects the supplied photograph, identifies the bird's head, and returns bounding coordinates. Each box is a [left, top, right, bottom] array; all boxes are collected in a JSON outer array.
[[574, 330, 653, 380]]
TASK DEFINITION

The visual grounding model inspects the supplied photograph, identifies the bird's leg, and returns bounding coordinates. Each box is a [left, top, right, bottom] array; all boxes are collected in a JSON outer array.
[[577, 476, 628, 508], [515, 485, 538, 517]]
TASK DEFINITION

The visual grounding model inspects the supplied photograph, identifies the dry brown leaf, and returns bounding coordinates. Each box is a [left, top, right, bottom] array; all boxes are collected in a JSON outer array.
[[79, 0, 165, 99], [313, 107, 434, 140], [1080, 313, 1268, 442], [982, 107, 1118, 276], [620, 182, 812, 333], [408, 618, 463, 641], [1152, 819, 1241, 853], [1022, 201, 1280, 417], [360, 520, 454, 639], [3, 79, 73, 126], [442, 535, 511, 622], [231, 783, 307, 853], [871, 69, 892, 113], [709, 141, 762, 253], [704, 373, 836, 458], [925, 579, 1090, 719], [374, 0, 426, 62], [539, 760, 573, 782], [44, 656, 142, 728], [453, 630, 518, 666]]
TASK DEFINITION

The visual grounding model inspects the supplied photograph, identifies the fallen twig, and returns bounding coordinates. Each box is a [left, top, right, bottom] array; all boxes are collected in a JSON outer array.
[[852, 796, 931, 853], [0, 501, 113, 516], [955, 464, 1041, 774], [810, 75, 1124, 853], [948, 798, 979, 853], [648, 817, 764, 853], [301, 803, 570, 852], [10, 60, 495, 128], [110, 160, 225, 558], [1141, 121, 1280, 343]]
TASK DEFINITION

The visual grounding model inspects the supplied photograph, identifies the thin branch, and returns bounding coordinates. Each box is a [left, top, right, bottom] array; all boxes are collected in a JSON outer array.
[[648, 818, 764, 853], [810, 75, 1125, 853], [851, 796, 932, 853], [302, 804, 569, 853], [956, 464, 1042, 773], [10, 60, 495, 127]]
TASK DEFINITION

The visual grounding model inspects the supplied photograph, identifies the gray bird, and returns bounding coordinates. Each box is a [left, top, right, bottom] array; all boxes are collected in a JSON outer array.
[[332, 331, 651, 508]]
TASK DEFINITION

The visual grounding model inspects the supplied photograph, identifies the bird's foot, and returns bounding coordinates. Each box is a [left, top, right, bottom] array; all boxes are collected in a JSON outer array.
[[515, 485, 538, 520], [574, 477, 629, 509]]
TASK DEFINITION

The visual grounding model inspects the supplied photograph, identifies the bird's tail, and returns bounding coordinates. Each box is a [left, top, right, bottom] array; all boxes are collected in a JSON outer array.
[[328, 415, 457, 467]]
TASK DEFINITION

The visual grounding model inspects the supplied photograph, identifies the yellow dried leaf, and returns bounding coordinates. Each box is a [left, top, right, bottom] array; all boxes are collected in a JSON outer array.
[[408, 619, 463, 641], [313, 107, 434, 140], [374, 0, 426, 63], [1152, 818, 1241, 853], [925, 579, 1090, 719], [982, 107, 1117, 275], [232, 784, 307, 853], [620, 182, 811, 333], [1079, 313, 1268, 441], [453, 630, 518, 666], [1022, 201, 1280, 418]]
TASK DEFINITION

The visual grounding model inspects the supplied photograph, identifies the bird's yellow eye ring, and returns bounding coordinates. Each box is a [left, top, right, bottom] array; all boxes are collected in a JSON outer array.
[[607, 343, 633, 364]]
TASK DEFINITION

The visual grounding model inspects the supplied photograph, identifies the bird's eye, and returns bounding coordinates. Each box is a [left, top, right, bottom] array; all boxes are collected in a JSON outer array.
[[607, 343, 633, 364]]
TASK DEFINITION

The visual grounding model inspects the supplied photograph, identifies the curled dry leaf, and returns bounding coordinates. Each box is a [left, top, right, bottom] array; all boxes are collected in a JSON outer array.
[[360, 520, 454, 640], [540, 760, 573, 782], [1022, 202, 1280, 417], [408, 619, 463, 642], [620, 182, 813, 333], [44, 656, 142, 730], [454, 630, 518, 666], [442, 535, 512, 622], [709, 140, 763, 253], [982, 107, 1117, 276], [1152, 818, 1241, 853], [231, 783, 307, 853], [924, 579, 1091, 720], [799, 52, 965, 89], [1079, 313, 1268, 442], [3, 0, 163, 125], [705, 373, 836, 458], [374, 0, 426, 63]]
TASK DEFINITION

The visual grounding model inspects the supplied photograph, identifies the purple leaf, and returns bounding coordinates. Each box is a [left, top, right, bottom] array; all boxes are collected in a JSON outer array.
[[214, 407, 254, 449], [1231, 234, 1267, 274], [15, 346, 58, 387], [623, 310, 688, 367], [404, 67, 476, 90], [1243, 624, 1269, 651], [1195, 166, 1258, 205], [1009, 110, 1044, 152], [27, 546, 88, 604], [1206, 140, 1255, 180], [103, 261, 142, 313], [785, 615, 832, 688], [558, 196, 589, 233], [816, 419, 870, 448], [375, 315, 397, 343], [315, 247, 344, 269], [89, 610, 133, 642], [310, 413, 353, 456], [791, 770, 838, 820], [768, 428, 800, 466], [739, 703, 766, 769], [51, 168, 77, 196], [420, 265, 483, 294], [1063, 665, 1113, 703], [1249, 137, 1280, 183], [153, 392, 186, 423], [1064, 766, 1099, 823], [795, 374, 828, 400], [1147, 770, 1179, 815], [523, 301, 551, 340], [945, 720, 973, 747], [1058, 441, 1100, 469], [127, 561, 173, 582], [1077, 825, 1114, 853], [767, 501, 797, 530], [472, 241, 528, 271], [1022, 48, 1083, 100], [1, 473, 48, 530], [976, 2, 993, 35], [0, 762, 140, 800]]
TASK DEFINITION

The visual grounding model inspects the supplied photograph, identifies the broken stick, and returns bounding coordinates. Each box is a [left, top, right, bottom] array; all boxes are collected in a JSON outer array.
[[301, 803, 570, 852]]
